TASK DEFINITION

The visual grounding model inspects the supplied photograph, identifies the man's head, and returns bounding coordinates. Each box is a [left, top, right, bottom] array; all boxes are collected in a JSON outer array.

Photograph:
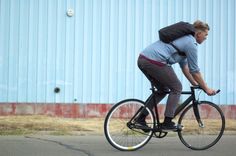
[[193, 20, 210, 44]]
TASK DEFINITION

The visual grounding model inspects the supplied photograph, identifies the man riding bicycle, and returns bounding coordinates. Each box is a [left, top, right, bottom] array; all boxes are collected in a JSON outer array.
[[137, 20, 217, 131]]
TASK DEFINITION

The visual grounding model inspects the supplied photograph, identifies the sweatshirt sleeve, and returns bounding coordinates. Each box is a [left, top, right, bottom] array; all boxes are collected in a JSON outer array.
[[179, 59, 187, 69], [184, 41, 200, 73]]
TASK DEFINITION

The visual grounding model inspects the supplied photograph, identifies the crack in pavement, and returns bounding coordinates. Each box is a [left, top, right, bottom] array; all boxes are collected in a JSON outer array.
[[25, 136, 94, 156]]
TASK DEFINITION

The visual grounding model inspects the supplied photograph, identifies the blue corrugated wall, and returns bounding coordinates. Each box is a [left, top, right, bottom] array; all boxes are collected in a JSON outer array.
[[0, 0, 235, 104]]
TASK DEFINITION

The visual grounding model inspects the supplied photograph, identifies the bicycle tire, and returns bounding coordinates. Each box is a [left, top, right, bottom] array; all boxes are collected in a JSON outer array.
[[178, 101, 225, 150], [104, 99, 155, 151]]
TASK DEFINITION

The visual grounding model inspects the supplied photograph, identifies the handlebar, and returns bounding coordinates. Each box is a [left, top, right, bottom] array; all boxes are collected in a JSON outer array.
[[191, 85, 220, 95]]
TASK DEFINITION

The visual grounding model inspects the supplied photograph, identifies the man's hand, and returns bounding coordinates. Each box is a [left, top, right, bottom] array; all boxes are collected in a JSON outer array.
[[205, 88, 217, 96]]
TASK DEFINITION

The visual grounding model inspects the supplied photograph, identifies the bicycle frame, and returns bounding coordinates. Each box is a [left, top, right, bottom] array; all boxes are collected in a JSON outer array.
[[138, 85, 203, 127]]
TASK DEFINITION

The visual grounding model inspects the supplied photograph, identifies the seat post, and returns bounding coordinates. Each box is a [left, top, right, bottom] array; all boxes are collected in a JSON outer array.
[[150, 83, 157, 93]]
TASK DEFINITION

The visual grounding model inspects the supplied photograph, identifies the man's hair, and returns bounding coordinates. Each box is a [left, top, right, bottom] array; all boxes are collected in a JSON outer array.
[[193, 20, 210, 32]]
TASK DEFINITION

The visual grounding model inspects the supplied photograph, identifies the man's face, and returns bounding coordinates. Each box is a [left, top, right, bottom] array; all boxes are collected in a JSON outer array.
[[196, 30, 208, 44]]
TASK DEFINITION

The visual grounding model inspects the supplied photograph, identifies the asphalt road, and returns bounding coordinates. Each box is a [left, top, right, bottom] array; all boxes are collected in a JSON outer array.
[[0, 135, 235, 156]]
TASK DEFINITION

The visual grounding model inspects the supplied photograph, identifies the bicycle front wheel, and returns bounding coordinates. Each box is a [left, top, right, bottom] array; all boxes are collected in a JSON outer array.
[[178, 101, 225, 150], [104, 99, 155, 151]]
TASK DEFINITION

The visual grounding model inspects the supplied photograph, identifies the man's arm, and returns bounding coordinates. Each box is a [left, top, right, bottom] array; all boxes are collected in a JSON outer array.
[[181, 64, 198, 86], [191, 72, 217, 95], [179, 37, 216, 95], [181, 64, 216, 96], [191, 72, 208, 91]]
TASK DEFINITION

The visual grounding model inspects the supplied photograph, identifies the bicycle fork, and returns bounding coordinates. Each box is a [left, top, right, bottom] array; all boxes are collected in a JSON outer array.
[[193, 101, 204, 128]]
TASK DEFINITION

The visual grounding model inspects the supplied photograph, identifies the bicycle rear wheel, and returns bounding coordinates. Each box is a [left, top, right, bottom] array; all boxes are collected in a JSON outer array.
[[104, 99, 155, 151], [178, 101, 225, 150]]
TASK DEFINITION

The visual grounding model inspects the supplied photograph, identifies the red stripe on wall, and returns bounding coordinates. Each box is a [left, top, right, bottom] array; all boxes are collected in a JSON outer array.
[[0, 103, 235, 119]]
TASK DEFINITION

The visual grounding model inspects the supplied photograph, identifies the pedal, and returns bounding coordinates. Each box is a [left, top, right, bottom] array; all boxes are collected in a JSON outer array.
[[177, 124, 184, 131]]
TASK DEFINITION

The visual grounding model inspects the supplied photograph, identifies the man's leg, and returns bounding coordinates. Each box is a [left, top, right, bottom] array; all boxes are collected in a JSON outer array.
[[138, 58, 168, 111], [138, 57, 182, 129]]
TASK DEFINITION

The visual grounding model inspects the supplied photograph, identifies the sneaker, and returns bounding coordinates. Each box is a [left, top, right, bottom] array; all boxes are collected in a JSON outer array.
[[161, 121, 178, 131], [135, 116, 150, 133]]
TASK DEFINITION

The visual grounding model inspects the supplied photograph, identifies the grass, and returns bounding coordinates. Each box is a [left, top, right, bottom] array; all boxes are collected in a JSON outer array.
[[0, 115, 104, 136], [0, 115, 235, 136]]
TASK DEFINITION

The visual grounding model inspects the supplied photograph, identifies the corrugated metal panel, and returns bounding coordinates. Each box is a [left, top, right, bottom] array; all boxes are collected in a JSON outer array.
[[0, 0, 235, 104]]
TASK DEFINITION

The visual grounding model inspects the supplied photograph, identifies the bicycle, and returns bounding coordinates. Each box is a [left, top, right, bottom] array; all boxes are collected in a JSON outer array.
[[104, 84, 225, 151]]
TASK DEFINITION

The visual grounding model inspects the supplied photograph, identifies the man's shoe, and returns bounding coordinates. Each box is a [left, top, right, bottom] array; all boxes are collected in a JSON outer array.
[[161, 121, 179, 131]]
